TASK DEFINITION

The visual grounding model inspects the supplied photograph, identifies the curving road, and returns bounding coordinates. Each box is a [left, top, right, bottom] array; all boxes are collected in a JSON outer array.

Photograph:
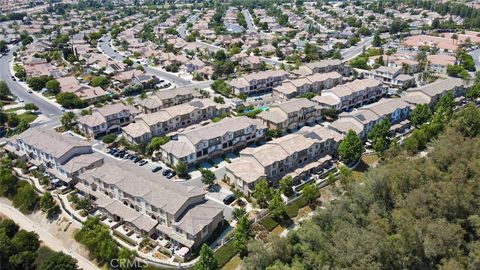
[[98, 35, 191, 86], [0, 46, 62, 118]]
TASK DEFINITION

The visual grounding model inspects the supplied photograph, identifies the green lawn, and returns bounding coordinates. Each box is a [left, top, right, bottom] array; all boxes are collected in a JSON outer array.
[[215, 240, 237, 269], [17, 112, 38, 123], [222, 255, 242, 270]]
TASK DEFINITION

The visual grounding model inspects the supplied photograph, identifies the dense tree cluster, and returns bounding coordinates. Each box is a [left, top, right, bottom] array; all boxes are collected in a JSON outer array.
[[243, 102, 480, 269], [0, 218, 77, 270]]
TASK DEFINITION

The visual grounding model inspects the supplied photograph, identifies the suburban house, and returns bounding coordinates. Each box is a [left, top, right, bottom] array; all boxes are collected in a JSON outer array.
[[256, 98, 322, 133], [272, 71, 343, 100], [228, 70, 289, 96], [137, 86, 203, 114], [77, 103, 140, 138], [122, 99, 229, 144], [57, 76, 107, 105], [4, 127, 104, 186], [328, 98, 412, 140], [403, 77, 466, 107], [159, 117, 267, 167], [75, 159, 224, 251], [427, 54, 456, 74], [225, 126, 343, 195], [312, 78, 386, 111]]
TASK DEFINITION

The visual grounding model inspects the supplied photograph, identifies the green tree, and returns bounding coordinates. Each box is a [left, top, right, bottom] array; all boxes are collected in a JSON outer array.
[[194, 244, 218, 270], [39, 192, 55, 212], [411, 104, 432, 126], [45, 79, 61, 94], [7, 113, 19, 127], [117, 248, 137, 270], [466, 83, 480, 100], [279, 175, 293, 197], [338, 130, 364, 164], [302, 183, 318, 204], [0, 81, 11, 100], [234, 215, 250, 257], [12, 230, 39, 252], [0, 169, 18, 196], [174, 161, 189, 178], [253, 178, 272, 208], [23, 103, 38, 111], [0, 219, 19, 238], [269, 190, 286, 219], [13, 184, 38, 212], [451, 104, 480, 138], [146, 136, 170, 154], [56, 92, 85, 109], [26, 75, 51, 91], [200, 169, 216, 187], [61, 111, 76, 130], [90, 76, 109, 88], [39, 252, 78, 270], [368, 118, 391, 155], [372, 31, 382, 47]]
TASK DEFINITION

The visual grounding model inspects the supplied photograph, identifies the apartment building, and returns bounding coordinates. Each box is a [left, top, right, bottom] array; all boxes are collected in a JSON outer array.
[[76, 160, 224, 250], [77, 103, 140, 138], [292, 59, 350, 76], [228, 70, 289, 96], [427, 54, 456, 74], [256, 98, 322, 133], [312, 78, 386, 111], [122, 99, 229, 144], [367, 66, 415, 88], [4, 127, 104, 185], [137, 86, 203, 114], [122, 99, 229, 143], [272, 71, 343, 100], [329, 98, 412, 140], [225, 126, 343, 195], [403, 77, 466, 108], [159, 117, 267, 166]]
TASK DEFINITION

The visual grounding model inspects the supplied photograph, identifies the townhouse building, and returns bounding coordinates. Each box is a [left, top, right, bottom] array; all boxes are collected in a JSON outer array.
[[328, 98, 412, 140], [312, 78, 386, 111], [77, 103, 140, 138], [159, 117, 267, 167], [292, 59, 350, 76], [137, 86, 203, 114], [4, 127, 104, 185], [427, 54, 456, 74], [272, 71, 343, 100], [367, 66, 415, 88], [122, 99, 228, 144], [403, 77, 466, 108], [228, 70, 289, 96], [256, 98, 322, 133], [225, 126, 343, 195], [76, 160, 224, 250]]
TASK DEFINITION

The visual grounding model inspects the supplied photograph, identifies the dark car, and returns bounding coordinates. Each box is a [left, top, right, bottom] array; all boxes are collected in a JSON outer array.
[[223, 194, 235, 205], [138, 160, 148, 166], [152, 166, 162, 173], [133, 157, 142, 163], [129, 155, 137, 160], [113, 152, 121, 157], [166, 171, 176, 179], [162, 169, 171, 176]]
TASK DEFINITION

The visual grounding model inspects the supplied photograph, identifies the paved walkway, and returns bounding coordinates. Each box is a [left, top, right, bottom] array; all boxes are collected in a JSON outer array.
[[0, 200, 99, 270]]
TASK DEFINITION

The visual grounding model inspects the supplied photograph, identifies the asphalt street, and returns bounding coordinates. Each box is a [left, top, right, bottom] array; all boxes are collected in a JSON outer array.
[[98, 35, 191, 86], [242, 9, 257, 32], [0, 46, 62, 118], [341, 36, 374, 61]]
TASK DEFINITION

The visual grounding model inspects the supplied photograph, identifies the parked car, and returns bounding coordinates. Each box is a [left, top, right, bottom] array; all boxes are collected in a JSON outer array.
[[223, 194, 235, 205], [129, 155, 137, 160], [166, 171, 176, 179], [152, 166, 162, 173], [133, 157, 142, 163], [138, 160, 148, 166], [162, 169, 172, 176]]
